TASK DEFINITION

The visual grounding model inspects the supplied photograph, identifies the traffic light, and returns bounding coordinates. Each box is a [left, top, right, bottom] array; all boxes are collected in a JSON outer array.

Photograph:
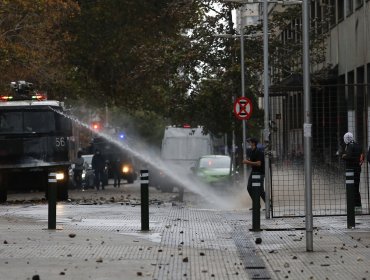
[[91, 121, 101, 131]]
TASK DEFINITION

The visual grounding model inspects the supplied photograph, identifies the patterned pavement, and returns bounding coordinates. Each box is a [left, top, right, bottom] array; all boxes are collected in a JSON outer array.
[[0, 200, 369, 280]]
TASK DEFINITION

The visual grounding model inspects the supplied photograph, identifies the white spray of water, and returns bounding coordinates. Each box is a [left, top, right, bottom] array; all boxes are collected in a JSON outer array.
[[52, 108, 247, 209]]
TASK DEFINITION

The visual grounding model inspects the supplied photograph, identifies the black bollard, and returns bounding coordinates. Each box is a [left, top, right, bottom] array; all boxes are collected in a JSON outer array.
[[345, 169, 355, 228], [48, 172, 57, 230], [140, 170, 149, 231], [251, 172, 261, 231]]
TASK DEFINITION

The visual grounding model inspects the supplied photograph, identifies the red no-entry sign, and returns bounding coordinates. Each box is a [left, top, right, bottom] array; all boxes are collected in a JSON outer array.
[[234, 97, 253, 120]]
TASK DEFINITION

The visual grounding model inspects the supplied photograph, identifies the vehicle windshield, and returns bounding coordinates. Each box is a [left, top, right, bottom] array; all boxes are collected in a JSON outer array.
[[82, 155, 93, 165], [0, 110, 55, 134], [199, 157, 230, 169], [162, 138, 211, 160]]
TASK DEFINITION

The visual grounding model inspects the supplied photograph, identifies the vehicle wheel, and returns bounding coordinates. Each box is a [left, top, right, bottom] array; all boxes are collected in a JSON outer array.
[[0, 190, 7, 203], [57, 184, 69, 201], [127, 174, 134, 184]]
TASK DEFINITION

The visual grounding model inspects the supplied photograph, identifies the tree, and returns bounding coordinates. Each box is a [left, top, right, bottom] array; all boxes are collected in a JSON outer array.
[[0, 0, 79, 94]]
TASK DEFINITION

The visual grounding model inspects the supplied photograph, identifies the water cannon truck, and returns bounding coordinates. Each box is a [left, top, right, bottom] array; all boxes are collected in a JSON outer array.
[[0, 81, 73, 202]]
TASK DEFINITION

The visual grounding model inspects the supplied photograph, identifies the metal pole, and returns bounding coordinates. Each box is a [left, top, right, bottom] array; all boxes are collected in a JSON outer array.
[[240, 8, 248, 186], [302, 0, 313, 251], [140, 170, 149, 231], [251, 172, 261, 231], [346, 169, 356, 228], [263, 0, 271, 219], [48, 172, 57, 230]]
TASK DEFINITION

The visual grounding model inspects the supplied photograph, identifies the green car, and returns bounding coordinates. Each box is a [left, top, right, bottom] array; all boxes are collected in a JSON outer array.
[[192, 155, 233, 187]]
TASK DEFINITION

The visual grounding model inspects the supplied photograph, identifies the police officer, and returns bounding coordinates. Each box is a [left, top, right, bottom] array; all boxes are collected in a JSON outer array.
[[92, 149, 106, 190], [243, 137, 266, 206]]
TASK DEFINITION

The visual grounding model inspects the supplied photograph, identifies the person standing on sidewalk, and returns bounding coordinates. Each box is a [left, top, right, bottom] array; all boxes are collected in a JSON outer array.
[[243, 137, 265, 206], [112, 155, 122, 188], [92, 149, 106, 190], [73, 151, 85, 190], [341, 132, 363, 212]]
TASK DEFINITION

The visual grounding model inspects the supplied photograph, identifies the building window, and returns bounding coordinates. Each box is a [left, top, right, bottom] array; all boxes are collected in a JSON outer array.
[[346, 0, 353, 15], [338, 0, 344, 21], [329, 0, 336, 26], [355, 0, 363, 8], [348, 70, 354, 110]]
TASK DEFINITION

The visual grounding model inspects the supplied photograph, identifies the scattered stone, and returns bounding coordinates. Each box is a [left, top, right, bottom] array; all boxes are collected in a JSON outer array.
[[3, 240, 8, 244], [32, 275, 40, 280], [183, 257, 189, 263], [284, 263, 290, 268], [158, 249, 163, 252], [320, 264, 330, 267], [292, 256, 297, 260], [68, 233, 76, 238], [137, 272, 142, 276], [202, 270, 208, 273], [96, 257, 103, 263], [255, 238, 262, 244], [180, 231, 184, 234], [357, 257, 363, 262], [60, 272, 65, 275], [200, 252, 205, 256]]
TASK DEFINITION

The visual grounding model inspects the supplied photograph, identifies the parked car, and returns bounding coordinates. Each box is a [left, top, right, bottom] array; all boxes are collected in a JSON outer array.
[[191, 155, 233, 187]]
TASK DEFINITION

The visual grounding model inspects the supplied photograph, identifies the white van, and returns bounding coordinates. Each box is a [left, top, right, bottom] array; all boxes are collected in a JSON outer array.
[[151, 126, 213, 192]]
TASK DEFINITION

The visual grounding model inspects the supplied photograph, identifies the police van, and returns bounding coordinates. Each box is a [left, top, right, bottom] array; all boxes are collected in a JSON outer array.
[[150, 125, 214, 192]]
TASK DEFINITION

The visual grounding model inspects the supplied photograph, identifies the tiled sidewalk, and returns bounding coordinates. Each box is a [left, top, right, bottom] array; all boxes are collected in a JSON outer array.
[[0, 203, 369, 279]]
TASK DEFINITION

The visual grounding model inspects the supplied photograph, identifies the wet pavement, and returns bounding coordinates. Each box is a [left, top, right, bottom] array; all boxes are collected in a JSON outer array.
[[1, 182, 370, 280]]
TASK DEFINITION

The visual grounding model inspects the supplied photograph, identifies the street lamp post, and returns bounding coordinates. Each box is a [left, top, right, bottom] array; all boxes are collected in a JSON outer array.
[[262, 0, 271, 219], [239, 13, 248, 189]]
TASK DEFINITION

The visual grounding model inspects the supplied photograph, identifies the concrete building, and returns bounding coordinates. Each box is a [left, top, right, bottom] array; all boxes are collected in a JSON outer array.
[[236, 0, 369, 162]]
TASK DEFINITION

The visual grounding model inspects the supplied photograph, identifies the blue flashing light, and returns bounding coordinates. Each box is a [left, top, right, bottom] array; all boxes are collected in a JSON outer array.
[[119, 133, 125, 140]]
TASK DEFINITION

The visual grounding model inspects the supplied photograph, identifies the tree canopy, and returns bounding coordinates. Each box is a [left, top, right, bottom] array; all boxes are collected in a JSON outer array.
[[0, 0, 329, 147]]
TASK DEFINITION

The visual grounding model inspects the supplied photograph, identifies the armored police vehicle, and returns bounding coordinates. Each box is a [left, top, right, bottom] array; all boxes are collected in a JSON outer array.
[[0, 81, 72, 202]]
